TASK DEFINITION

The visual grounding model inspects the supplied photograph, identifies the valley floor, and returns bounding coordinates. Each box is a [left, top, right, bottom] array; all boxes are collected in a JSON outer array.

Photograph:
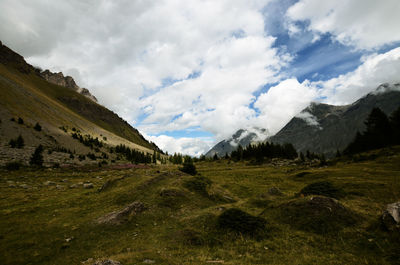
[[1, 148, 400, 265]]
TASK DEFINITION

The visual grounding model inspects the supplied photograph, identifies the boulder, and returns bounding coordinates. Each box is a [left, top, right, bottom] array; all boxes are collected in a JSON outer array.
[[97, 201, 146, 225], [381, 201, 400, 231], [268, 187, 283, 196], [83, 183, 94, 189]]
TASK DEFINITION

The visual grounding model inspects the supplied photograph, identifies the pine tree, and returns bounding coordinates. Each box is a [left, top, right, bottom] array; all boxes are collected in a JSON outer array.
[[30, 145, 44, 167], [390, 106, 400, 144], [34, 122, 42, 131], [16, 135, 24, 148], [153, 150, 157, 164]]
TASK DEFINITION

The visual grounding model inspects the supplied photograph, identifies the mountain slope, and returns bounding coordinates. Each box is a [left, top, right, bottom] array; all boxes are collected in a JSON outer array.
[[205, 127, 268, 158], [0, 41, 160, 165], [269, 84, 400, 157]]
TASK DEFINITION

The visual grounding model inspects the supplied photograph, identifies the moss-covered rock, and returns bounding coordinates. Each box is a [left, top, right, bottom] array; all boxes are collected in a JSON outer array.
[[279, 196, 357, 234]]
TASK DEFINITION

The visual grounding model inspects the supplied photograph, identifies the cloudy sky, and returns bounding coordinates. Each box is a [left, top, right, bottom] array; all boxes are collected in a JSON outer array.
[[1, 0, 400, 156]]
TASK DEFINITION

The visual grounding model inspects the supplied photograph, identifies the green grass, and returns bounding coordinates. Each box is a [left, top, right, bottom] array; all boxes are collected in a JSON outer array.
[[0, 64, 156, 150], [1, 147, 400, 264]]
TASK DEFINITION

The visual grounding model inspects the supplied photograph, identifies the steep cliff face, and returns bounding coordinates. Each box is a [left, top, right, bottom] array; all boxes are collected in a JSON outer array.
[[40, 69, 97, 102], [269, 84, 400, 157]]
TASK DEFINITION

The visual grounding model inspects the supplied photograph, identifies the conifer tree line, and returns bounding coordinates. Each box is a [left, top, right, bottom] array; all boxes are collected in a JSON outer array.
[[344, 107, 400, 155], [230, 142, 298, 161], [114, 144, 152, 164]]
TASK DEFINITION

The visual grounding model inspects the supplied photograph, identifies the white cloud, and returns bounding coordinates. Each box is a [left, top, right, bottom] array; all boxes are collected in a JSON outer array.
[[286, 0, 400, 49], [296, 111, 321, 128], [144, 134, 214, 157], [317, 47, 400, 105], [253, 79, 317, 134]]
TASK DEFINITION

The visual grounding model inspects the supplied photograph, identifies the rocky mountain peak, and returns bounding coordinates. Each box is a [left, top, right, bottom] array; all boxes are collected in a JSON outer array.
[[40, 69, 97, 102], [205, 127, 269, 158]]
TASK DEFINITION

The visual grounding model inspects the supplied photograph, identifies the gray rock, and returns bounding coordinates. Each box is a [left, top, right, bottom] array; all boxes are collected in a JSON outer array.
[[69, 184, 78, 189], [268, 187, 283, 196], [93, 259, 122, 265], [386, 202, 400, 223], [56, 185, 65, 190], [44, 181, 56, 186], [97, 201, 146, 225], [83, 183, 94, 189], [382, 201, 400, 231], [19, 184, 30, 189], [143, 259, 155, 264]]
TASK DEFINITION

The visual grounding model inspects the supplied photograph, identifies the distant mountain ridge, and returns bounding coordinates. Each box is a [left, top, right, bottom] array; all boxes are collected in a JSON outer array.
[[205, 127, 268, 158], [269, 83, 400, 157]]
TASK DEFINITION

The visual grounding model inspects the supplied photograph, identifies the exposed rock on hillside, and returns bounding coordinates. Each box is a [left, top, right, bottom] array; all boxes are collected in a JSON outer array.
[[97, 201, 146, 225], [40, 69, 97, 102]]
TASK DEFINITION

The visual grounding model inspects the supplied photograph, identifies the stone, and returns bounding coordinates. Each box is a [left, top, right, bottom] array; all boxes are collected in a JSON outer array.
[[381, 201, 400, 231], [44, 181, 56, 186], [56, 185, 65, 190], [69, 184, 78, 189], [268, 187, 283, 196], [143, 259, 155, 264], [19, 184, 30, 189], [97, 201, 146, 225], [83, 183, 94, 189], [93, 260, 121, 265]]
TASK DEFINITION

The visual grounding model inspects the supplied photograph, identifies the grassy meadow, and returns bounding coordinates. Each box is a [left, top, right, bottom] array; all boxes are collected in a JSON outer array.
[[1, 147, 400, 265]]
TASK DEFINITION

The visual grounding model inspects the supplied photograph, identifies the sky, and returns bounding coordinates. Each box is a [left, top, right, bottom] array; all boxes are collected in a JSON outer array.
[[1, 0, 400, 156]]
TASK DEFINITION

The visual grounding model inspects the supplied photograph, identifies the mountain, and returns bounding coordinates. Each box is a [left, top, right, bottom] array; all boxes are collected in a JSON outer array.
[[40, 70, 98, 102], [269, 83, 400, 157], [205, 127, 268, 158], [0, 41, 160, 166]]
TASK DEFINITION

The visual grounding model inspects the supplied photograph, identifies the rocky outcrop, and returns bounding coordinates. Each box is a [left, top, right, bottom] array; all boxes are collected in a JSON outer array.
[[97, 201, 146, 225], [381, 201, 400, 231], [40, 69, 97, 102]]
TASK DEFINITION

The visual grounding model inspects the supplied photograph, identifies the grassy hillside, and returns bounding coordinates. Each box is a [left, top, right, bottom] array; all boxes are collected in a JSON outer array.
[[1, 147, 399, 265], [0, 63, 157, 150]]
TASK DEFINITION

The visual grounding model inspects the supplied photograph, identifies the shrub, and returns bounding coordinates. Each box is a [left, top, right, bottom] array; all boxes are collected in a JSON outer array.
[[9, 135, 24, 148], [16, 135, 24, 148], [183, 176, 211, 196], [9, 139, 17, 148], [217, 208, 267, 237], [5, 161, 22, 171], [299, 181, 344, 199], [34, 122, 41, 131], [30, 145, 44, 167], [180, 163, 197, 175]]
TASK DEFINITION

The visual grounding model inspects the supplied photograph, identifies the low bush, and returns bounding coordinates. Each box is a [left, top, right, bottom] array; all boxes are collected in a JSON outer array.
[[299, 181, 345, 199], [217, 208, 267, 237], [5, 161, 22, 171], [183, 176, 212, 196]]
